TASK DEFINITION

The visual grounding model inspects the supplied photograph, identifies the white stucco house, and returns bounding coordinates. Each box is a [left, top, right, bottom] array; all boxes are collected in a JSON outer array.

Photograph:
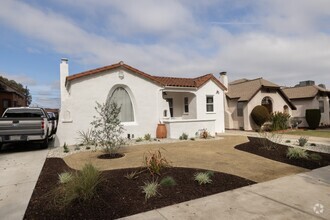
[[221, 74, 296, 131], [282, 81, 330, 127], [56, 59, 227, 146]]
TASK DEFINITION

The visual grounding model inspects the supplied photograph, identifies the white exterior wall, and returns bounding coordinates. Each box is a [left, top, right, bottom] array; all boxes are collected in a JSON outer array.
[[164, 119, 216, 139], [56, 68, 162, 146], [196, 81, 225, 134]]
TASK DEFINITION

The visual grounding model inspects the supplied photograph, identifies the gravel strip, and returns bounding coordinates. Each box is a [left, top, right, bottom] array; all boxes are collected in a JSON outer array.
[[47, 137, 223, 158]]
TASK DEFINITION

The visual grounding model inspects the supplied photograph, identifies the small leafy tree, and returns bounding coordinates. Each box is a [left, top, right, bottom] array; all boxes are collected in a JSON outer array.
[[91, 102, 125, 155]]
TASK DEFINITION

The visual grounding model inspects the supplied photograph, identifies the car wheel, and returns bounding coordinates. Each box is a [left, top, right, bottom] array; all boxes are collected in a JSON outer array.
[[41, 133, 49, 149]]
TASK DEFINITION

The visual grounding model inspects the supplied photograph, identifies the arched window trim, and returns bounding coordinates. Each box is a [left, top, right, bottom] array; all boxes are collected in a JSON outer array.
[[107, 86, 136, 123], [261, 96, 273, 113]]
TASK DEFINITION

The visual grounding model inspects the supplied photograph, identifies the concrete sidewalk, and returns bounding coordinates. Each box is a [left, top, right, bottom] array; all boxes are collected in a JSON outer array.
[[0, 148, 48, 220], [120, 166, 330, 220]]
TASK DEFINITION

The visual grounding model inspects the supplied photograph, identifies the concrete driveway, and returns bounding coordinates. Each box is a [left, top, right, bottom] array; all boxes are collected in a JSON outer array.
[[0, 144, 48, 220]]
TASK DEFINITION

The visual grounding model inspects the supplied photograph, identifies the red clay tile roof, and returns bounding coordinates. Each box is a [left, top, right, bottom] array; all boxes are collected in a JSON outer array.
[[66, 61, 226, 90]]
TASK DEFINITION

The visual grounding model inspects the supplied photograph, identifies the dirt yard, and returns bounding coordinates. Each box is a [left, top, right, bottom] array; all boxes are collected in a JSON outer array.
[[63, 136, 308, 182]]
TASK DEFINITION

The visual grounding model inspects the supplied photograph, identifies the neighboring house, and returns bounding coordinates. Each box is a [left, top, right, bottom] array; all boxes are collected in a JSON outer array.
[[282, 81, 330, 127], [0, 78, 26, 115], [56, 59, 226, 146], [221, 74, 296, 131]]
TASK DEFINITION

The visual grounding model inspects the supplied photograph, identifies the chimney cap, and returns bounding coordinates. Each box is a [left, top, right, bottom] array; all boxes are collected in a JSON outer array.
[[220, 71, 227, 76], [61, 58, 68, 62]]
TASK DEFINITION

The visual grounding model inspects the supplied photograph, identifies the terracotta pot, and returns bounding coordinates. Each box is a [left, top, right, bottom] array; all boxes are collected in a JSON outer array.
[[156, 124, 167, 138]]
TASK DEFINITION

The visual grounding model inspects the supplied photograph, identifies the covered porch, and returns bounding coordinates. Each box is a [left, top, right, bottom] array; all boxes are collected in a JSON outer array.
[[160, 89, 216, 139]]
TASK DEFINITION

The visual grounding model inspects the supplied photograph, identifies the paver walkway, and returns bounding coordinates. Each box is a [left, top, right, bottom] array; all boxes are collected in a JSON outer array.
[[64, 136, 307, 182]]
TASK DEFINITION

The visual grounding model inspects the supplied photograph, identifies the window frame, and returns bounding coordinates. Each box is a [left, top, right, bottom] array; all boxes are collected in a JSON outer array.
[[206, 95, 214, 113], [109, 87, 135, 122], [237, 102, 244, 117], [184, 97, 189, 113]]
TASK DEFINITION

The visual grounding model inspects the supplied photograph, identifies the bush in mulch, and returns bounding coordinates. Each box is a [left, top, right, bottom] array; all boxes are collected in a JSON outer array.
[[24, 158, 255, 219], [235, 136, 330, 169]]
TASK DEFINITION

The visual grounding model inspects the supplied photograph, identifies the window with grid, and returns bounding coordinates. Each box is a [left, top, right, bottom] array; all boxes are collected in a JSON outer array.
[[206, 96, 214, 112]]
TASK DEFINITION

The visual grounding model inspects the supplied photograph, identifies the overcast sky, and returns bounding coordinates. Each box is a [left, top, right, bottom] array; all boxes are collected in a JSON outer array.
[[1, 0, 330, 108]]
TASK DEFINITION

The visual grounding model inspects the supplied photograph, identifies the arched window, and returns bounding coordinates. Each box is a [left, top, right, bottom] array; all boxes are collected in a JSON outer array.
[[108, 87, 134, 122], [261, 96, 273, 113]]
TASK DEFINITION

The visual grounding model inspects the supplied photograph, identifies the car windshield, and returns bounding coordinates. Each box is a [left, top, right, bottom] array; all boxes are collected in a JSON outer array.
[[3, 109, 44, 118]]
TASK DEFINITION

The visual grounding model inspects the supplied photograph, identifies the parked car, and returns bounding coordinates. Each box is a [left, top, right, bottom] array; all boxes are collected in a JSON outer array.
[[0, 107, 53, 149], [47, 112, 57, 135]]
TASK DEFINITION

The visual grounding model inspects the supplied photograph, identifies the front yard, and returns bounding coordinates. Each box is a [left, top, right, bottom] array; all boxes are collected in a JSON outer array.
[[24, 135, 330, 219]]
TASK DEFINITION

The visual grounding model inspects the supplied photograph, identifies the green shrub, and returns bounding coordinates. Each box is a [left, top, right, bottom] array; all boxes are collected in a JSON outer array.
[[77, 129, 95, 146], [179, 132, 188, 140], [58, 172, 73, 184], [251, 105, 270, 127], [144, 150, 170, 176], [270, 111, 290, 131], [160, 176, 176, 187], [298, 136, 308, 147], [136, 137, 143, 142], [305, 109, 321, 129], [194, 172, 212, 185], [63, 142, 69, 153], [75, 164, 102, 201], [53, 163, 101, 208], [144, 133, 151, 141], [141, 180, 159, 200], [124, 171, 139, 180], [285, 140, 291, 143], [286, 148, 308, 159], [190, 137, 195, 141]]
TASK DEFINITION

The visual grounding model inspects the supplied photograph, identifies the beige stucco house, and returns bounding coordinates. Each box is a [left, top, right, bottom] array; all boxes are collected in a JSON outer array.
[[221, 74, 296, 131], [282, 81, 330, 127]]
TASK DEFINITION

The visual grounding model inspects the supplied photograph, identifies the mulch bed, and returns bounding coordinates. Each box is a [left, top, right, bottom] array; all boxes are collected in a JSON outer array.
[[235, 136, 330, 169], [24, 158, 256, 219]]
